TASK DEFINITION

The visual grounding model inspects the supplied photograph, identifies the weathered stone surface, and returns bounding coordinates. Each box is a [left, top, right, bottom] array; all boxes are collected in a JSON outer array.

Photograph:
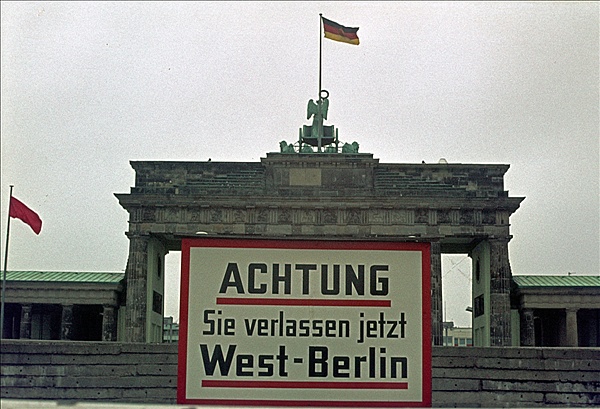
[[2, 342, 598, 407], [115, 155, 525, 344]]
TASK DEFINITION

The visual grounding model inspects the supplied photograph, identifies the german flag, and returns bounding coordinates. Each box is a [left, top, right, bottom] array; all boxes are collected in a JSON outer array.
[[322, 17, 359, 45]]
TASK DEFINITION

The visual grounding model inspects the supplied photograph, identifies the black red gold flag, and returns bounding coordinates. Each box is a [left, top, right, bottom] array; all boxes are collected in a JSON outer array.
[[322, 17, 359, 45]]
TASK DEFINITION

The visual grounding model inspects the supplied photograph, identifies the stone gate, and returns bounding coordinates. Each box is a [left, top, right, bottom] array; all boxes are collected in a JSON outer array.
[[115, 153, 524, 344]]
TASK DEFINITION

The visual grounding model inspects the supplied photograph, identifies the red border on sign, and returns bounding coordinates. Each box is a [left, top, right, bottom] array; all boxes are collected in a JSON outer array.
[[202, 380, 408, 389], [178, 238, 432, 407], [216, 297, 392, 307]]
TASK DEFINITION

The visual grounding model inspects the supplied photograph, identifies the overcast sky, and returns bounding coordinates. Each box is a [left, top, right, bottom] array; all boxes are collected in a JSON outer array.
[[2, 2, 598, 327]]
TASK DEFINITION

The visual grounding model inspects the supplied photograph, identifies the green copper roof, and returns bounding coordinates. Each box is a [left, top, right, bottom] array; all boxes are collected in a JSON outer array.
[[5, 271, 124, 283], [513, 275, 600, 288]]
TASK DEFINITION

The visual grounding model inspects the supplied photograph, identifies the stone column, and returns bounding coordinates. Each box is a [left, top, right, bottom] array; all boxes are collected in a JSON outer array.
[[124, 233, 149, 343], [19, 304, 32, 339], [430, 241, 443, 346], [520, 308, 535, 346], [565, 308, 579, 347], [102, 305, 117, 342], [489, 238, 512, 346], [61, 304, 74, 340]]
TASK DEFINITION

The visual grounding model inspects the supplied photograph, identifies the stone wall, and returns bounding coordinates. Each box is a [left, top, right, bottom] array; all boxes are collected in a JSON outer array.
[[2, 341, 598, 407], [1, 342, 176, 403], [433, 347, 599, 407]]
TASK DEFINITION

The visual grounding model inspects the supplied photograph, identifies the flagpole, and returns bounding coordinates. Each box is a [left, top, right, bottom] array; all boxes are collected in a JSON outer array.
[[319, 13, 323, 96], [1, 185, 14, 339], [318, 13, 324, 151]]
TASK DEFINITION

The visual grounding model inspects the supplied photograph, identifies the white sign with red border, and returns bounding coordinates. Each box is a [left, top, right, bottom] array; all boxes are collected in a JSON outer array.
[[178, 238, 431, 407]]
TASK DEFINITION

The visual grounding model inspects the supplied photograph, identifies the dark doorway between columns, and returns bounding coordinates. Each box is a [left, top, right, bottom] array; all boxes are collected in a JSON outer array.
[[72, 305, 103, 341], [2, 303, 22, 339]]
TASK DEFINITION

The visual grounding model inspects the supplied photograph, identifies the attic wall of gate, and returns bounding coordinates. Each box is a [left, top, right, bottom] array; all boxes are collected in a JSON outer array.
[[115, 153, 524, 344]]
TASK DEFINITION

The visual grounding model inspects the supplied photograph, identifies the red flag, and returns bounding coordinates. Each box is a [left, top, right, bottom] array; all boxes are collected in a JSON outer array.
[[9, 196, 42, 234]]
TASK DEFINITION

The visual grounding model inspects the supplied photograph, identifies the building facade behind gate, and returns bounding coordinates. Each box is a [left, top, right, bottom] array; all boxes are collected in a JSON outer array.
[[115, 153, 524, 345]]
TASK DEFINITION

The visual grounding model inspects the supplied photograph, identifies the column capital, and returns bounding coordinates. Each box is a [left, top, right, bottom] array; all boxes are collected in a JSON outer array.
[[125, 231, 151, 240], [488, 236, 513, 244]]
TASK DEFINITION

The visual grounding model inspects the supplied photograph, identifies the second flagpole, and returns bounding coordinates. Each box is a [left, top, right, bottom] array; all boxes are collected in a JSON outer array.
[[1, 185, 14, 339]]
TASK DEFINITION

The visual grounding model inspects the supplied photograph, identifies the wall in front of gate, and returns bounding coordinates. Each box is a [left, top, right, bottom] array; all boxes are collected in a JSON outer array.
[[1, 341, 598, 407]]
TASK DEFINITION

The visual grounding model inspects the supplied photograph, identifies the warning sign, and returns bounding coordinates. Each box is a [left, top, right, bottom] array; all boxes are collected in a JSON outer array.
[[177, 238, 431, 407]]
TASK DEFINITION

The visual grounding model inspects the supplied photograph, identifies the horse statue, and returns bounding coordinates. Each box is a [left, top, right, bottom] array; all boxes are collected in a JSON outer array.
[[300, 144, 314, 153], [342, 141, 359, 153], [279, 140, 296, 153]]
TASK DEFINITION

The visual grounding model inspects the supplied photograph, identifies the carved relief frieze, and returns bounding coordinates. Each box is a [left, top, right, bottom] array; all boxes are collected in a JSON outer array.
[[483, 210, 496, 225], [415, 209, 428, 224], [437, 210, 451, 224], [188, 208, 202, 223], [460, 210, 473, 225], [210, 209, 223, 223], [166, 207, 180, 223], [322, 209, 337, 224], [233, 209, 246, 223], [390, 209, 410, 225], [300, 210, 316, 224], [257, 209, 269, 224], [278, 209, 292, 224], [346, 209, 362, 225], [142, 208, 155, 222], [369, 209, 385, 224]]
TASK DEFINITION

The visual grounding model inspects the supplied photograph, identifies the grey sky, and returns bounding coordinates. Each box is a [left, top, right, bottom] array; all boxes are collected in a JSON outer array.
[[2, 2, 598, 327]]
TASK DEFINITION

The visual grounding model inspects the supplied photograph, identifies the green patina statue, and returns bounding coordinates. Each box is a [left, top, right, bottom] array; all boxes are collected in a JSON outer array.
[[279, 140, 296, 153], [300, 144, 314, 153], [298, 90, 339, 152], [307, 97, 329, 138], [342, 141, 359, 153], [276, 90, 359, 154]]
